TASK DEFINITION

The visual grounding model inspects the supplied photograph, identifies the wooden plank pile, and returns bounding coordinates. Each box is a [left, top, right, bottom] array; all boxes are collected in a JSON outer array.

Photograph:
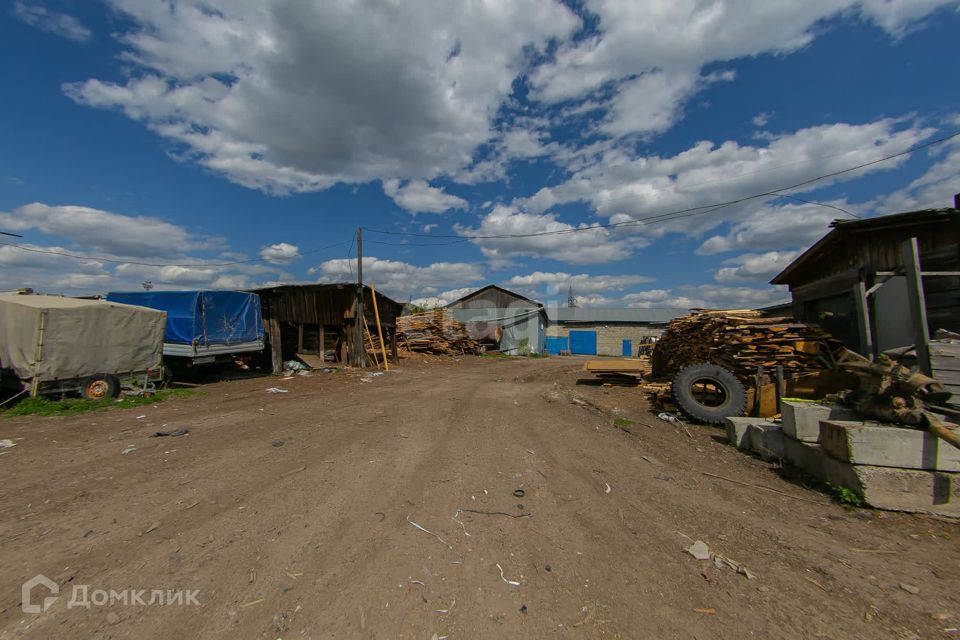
[[651, 309, 832, 382], [395, 309, 482, 355]]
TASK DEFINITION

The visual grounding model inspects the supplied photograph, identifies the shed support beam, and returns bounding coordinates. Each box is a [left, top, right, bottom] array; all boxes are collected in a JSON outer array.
[[903, 237, 932, 375]]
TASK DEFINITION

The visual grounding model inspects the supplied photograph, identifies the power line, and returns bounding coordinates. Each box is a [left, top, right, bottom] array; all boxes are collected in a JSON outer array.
[[0, 239, 352, 268], [365, 129, 959, 240], [1, 231, 22, 238]]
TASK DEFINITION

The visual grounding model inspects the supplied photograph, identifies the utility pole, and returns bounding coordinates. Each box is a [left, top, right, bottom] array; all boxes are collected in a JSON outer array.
[[355, 226, 365, 367]]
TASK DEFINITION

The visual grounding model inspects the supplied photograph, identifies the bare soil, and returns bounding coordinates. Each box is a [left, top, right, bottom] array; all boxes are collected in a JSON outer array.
[[0, 356, 957, 639]]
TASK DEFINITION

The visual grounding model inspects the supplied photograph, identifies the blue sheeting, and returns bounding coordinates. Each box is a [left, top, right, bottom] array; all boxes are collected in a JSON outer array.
[[106, 291, 263, 345]]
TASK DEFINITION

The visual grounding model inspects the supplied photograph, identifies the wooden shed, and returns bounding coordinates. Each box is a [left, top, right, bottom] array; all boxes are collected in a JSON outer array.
[[445, 285, 548, 355], [771, 202, 960, 357], [252, 284, 403, 372]]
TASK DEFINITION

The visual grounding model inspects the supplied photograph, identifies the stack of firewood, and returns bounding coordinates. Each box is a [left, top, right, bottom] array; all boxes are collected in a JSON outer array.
[[396, 309, 482, 355], [651, 309, 832, 382]]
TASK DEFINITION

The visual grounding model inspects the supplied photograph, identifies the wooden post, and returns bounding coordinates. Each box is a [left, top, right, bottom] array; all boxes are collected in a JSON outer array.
[[853, 281, 874, 359], [318, 325, 325, 362], [371, 285, 389, 371], [391, 327, 399, 364], [775, 364, 785, 415], [362, 315, 381, 369], [903, 237, 932, 375], [355, 227, 365, 367], [266, 318, 283, 373], [297, 323, 304, 353]]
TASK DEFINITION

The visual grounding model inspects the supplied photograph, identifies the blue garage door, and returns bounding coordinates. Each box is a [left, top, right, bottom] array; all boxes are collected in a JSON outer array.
[[545, 336, 568, 355], [568, 330, 597, 355]]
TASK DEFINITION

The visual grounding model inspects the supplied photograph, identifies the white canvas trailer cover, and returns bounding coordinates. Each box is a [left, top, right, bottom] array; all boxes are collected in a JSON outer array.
[[0, 294, 165, 395]]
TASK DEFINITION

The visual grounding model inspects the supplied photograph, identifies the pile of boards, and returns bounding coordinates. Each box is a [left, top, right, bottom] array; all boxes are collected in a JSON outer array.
[[396, 309, 482, 355], [651, 309, 833, 382]]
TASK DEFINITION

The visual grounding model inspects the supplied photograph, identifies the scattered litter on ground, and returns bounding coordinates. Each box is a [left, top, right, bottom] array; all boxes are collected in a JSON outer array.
[[685, 540, 756, 578], [0, 439, 17, 449], [496, 563, 521, 587], [141, 521, 160, 535], [434, 598, 455, 615], [452, 509, 472, 537], [284, 360, 309, 371], [899, 582, 920, 594], [364, 372, 384, 378], [604, 482, 612, 494], [657, 412, 680, 423], [805, 576, 829, 592], [694, 608, 716, 615], [240, 598, 264, 608], [265, 387, 288, 394], [458, 508, 532, 519], [641, 455, 663, 466], [513, 488, 525, 498], [407, 515, 455, 552], [121, 444, 137, 454], [152, 428, 189, 437], [280, 466, 306, 478], [272, 439, 285, 447], [135, 415, 146, 419], [687, 540, 711, 560]]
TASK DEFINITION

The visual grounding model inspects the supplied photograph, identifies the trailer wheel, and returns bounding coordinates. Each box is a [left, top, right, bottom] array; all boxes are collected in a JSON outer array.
[[80, 374, 120, 400], [672, 363, 746, 424]]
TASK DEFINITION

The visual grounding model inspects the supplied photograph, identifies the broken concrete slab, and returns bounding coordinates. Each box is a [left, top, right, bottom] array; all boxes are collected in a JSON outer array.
[[782, 436, 959, 517], [820, 420, 960, 472], [748, 422, 784, 461], [724, 417, 756, 449], [781, 401, 857, 443]]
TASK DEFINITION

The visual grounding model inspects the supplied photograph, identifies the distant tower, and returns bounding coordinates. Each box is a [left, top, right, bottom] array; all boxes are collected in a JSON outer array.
[[567, 284, 577, 308]]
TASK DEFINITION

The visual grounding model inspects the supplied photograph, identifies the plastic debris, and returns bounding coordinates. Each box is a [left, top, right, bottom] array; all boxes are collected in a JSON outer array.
[[604, 482, 612, 494], [283, 360, 309, 371], [686, 540, 711, 561], [496, 563, 521, 587], [121, 445, 137, 455], [0, 439, 17, 449], [657, 412, 680, 423], [265, 387, 289, 394], [151, 428, 189, 437]]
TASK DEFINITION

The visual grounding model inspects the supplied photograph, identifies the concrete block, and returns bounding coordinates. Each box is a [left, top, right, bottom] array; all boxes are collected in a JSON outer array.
[[748, 423, 784, 461], [724, 417, 754, 449], [781, 401, 856, 442], [820, 420, 960, 472], [782, 436, 960, 517]]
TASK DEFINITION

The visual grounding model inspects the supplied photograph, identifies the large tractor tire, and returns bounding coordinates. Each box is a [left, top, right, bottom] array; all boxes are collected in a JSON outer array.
[[672, 363, 747, 424]]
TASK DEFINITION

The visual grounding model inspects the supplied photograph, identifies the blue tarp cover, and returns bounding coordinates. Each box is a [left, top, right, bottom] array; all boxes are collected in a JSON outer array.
[[106, 291, 263, 345]]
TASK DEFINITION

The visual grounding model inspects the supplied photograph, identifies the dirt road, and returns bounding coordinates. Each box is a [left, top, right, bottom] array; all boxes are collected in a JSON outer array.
[[1, 357, 957, 639]]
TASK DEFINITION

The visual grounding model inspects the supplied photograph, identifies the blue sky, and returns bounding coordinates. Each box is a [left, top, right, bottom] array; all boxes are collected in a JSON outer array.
[[1, 0, 959, 309]]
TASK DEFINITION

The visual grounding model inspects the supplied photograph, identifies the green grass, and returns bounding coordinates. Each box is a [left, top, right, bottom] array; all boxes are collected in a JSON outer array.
[[2, 389, 199, 418], [827, 482, 866, 508], [613, 418, 636, 428]]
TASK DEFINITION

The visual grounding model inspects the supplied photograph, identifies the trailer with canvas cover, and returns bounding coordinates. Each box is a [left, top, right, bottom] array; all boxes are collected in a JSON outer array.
[[0, 294, 165, 399], [105, 290, 264, 368]]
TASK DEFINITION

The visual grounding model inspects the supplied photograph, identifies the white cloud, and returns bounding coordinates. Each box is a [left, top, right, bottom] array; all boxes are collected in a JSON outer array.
[[752, 112, 772, 127], [522, 119, 930, 240], [315, 256, 483, 301], [410, 286, 479, 308], [0, 203, 218, 258], [696, 201, 850, 255], [623, 284, 788, 310], [457, 205, 642, 265], [13, 2, 92, 43], [503, 271, 653, 295], [65, 0, 580, 194], [382, 180, 468, 214], [259, 242, 300, 264], [714, 251, 800, 282], [876, 132, 960, 213], [528, 0, 956, 137], [0, 203, 293, 295]]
